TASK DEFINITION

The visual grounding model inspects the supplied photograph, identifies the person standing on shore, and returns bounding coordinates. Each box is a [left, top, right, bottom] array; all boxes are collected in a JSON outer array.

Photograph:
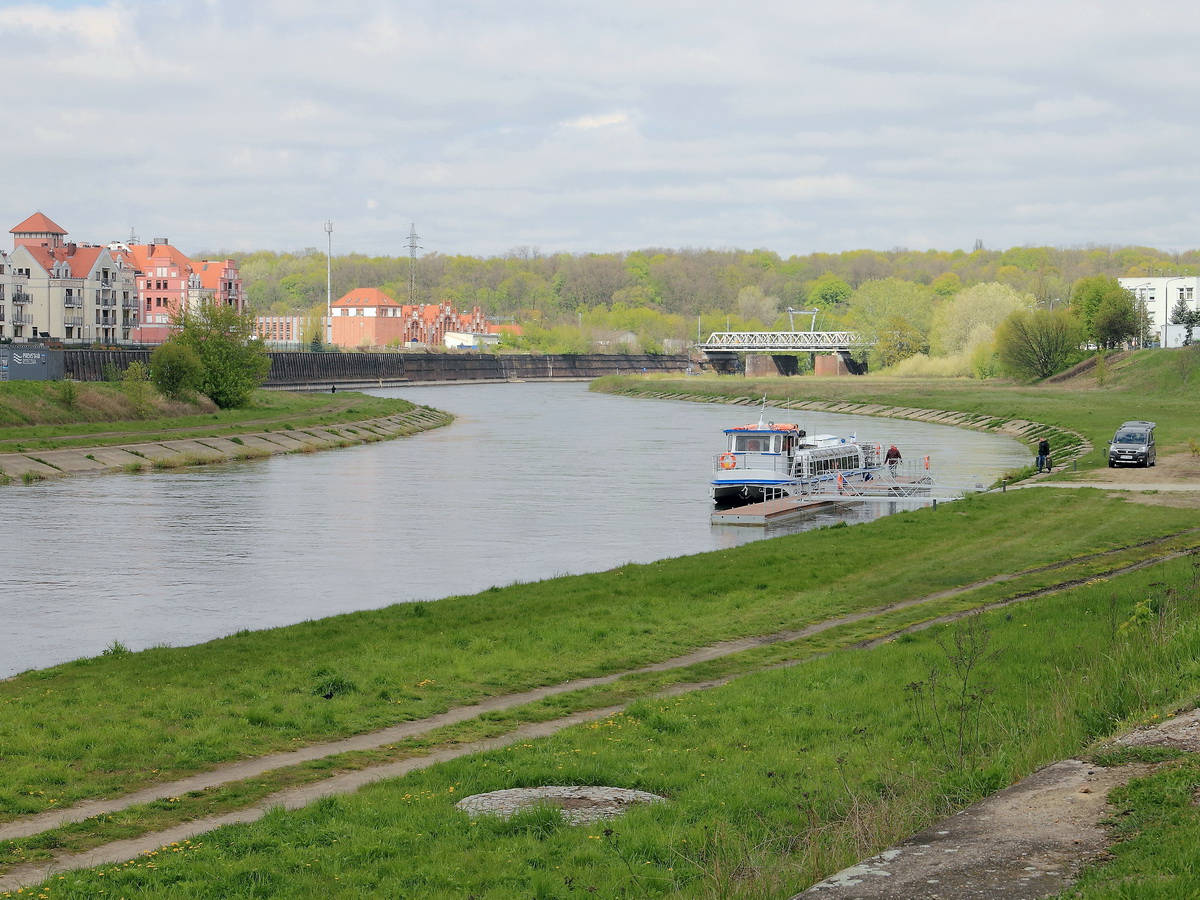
[[1036, 437, 1051, 473]]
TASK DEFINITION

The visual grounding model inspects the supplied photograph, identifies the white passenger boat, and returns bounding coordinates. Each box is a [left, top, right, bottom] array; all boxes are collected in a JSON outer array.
[[711, 409, 884, 506]]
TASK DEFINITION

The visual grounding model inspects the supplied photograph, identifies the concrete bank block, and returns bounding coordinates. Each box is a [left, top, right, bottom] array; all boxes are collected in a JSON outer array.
[[0, 454, 66, 478], [115, 444, 182, 462], [249, 433, 311, 451], [22, 449, 110, 474]]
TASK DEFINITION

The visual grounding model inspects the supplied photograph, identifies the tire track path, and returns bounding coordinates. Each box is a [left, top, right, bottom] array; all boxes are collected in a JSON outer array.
[[0, 533, 1195, 889]]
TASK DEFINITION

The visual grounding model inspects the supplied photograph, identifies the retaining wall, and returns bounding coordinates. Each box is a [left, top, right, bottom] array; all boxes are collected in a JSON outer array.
[[56, 350, 688, 388]]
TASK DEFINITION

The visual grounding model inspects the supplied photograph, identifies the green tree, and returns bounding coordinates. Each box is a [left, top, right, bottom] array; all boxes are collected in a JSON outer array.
[[995, 308, 1082, 380], [734, 285, 779, 326], [846, 278, 938, 368], [808, 275, 852, 307], [169, 303, 270, 409], [122, 360, 153, 418], [1070, 275, 1135, 345], [150, 341, 204, 400], [1169, 297, 1199, 345], [1091, 292, 1138, 348], [930, 283, 1032, 357]]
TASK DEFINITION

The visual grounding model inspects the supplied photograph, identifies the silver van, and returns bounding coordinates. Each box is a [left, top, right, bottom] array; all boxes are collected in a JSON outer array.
[[1108, 421, 1156, 468]]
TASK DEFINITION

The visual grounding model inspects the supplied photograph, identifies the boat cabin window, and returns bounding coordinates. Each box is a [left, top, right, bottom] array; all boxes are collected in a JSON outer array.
[[731, 434, 780, 453]]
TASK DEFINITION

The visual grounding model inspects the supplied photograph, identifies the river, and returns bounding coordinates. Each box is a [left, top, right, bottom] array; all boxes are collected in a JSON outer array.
[[0, 383, 1030, 678]]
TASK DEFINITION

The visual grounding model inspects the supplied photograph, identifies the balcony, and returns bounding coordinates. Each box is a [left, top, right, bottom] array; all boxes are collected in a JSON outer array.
[[12, 313, 33, 325], [12, 293, 31, 305], [122, 298, 138, 309], [64, 315, 84, 327], [0, 309, 6, 323], [64, 296, 83, 308], [99, 297, 116, 308]]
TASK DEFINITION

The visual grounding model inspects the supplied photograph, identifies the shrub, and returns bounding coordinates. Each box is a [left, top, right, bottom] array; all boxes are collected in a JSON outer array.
[[150, 340, 204, 401], [170, 303, 270, 408], [122, 360, 153, 418]]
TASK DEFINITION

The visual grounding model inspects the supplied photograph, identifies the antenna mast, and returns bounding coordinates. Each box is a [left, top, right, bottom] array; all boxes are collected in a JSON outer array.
[[407, 223, 421, 306]]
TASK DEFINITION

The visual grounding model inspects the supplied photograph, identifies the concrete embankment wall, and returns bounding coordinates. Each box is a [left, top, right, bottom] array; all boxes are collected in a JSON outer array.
[[56, 350, 688, 388]]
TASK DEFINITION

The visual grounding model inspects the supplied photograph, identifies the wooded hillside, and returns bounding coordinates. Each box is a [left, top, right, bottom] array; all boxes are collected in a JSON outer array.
[[237, 243, 1197, 324]]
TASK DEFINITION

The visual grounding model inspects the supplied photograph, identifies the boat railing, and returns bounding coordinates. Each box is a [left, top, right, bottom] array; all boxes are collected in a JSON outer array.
[[712, 452, 790, 475]]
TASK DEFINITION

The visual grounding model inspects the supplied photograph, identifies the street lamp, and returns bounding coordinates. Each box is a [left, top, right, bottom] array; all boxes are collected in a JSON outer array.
[[324, 221, 333, 346], [1163, 276, 1188, 347], [1126, 282, 1152, 348]]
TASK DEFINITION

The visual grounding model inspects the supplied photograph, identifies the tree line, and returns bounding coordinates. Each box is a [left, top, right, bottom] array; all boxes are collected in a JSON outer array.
[[230, 243, 1199, 376]]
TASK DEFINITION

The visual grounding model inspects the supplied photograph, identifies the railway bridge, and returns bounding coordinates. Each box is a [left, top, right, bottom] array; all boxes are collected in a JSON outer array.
[[696, 331, 875, 375]]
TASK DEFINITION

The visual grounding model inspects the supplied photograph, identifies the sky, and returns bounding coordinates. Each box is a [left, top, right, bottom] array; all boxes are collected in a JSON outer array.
[[4, 0, 1200, 260]]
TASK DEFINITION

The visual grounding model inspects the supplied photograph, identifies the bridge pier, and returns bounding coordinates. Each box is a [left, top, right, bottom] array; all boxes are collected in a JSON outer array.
[[814, 351, 866, 376], [745, 354, 800, 377]]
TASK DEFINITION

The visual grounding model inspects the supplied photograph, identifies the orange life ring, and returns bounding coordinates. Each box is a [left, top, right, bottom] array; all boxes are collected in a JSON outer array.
[[719, 453, 737, 470]]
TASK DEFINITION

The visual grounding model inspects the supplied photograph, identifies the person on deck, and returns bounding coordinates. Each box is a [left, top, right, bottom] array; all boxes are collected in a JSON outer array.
[[885, 444, 902, 470]]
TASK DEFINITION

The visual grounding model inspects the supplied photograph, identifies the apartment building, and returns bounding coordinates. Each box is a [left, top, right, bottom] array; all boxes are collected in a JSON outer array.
[[0, 248, 16, 337], [5, 214, 244, 345], [8, 213, 137, 343]]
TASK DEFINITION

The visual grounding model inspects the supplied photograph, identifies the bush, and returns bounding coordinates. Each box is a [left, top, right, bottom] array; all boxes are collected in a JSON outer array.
[[150, 341, 204, 401], [122, 360, 153, 418], [171, 303, 270, 408]]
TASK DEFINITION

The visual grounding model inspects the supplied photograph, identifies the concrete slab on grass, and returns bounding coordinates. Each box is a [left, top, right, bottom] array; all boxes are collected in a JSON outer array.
[[158, 440, 229, 460], [0, 454, 66, 478], [247, 432, 310, 452], [21, 449, 110, 474], [84, 447, 151, 469], [228, 435, 291, 454]]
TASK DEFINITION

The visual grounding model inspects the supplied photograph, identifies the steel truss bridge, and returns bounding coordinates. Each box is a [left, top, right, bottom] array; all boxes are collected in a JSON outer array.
[[697, 331, 873, 352]]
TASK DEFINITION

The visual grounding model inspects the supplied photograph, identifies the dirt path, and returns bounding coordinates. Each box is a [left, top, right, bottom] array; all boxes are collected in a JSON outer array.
[[1, 535, 1195, 891], [796, 710, 1200, 899]]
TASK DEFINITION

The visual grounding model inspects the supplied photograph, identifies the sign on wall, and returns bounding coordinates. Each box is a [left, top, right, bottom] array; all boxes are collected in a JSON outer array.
[[0, 347, 51, 381]]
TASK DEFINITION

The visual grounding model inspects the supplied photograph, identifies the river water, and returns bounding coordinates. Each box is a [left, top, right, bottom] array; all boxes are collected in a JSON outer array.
[[0, 383, 1030, 678]]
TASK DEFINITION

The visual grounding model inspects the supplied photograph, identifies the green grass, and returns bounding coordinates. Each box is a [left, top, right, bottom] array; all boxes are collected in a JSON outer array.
[[4, 354, 1200, 896], [20, 555, 1200, 899], [0, 490, 1194, 824], [594, 345, 1200, 470], [1060, 758, 1200, 899], [0, 384, 416, 453]]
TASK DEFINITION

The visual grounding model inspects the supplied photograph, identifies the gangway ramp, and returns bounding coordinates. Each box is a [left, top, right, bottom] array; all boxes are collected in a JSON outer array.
[[710, 461, 989, 527]]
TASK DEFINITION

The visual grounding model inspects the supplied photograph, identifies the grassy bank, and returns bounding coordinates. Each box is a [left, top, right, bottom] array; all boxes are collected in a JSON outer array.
[[592, 345, 1200, 469], [1, 490, 1195, 818], [0, 382, 417, 453], [16, 553, 1200, 898], [4, 357, 1200, 897]]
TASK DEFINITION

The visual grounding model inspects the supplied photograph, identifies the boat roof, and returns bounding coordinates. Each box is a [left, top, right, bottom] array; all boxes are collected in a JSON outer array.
[[724, 423, 801, 433]]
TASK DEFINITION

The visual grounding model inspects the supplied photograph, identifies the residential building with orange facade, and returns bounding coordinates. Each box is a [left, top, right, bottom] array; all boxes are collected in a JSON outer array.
[[126, 239, 245, 344], [329, 287, 490, 349]]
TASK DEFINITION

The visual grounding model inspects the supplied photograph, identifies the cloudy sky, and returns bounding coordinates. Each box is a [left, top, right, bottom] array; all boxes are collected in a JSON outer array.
[[4, 0, 1200, 259]]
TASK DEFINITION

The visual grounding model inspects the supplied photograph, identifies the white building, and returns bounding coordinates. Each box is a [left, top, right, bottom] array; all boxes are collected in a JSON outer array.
[[1118, 276, 1200, 345], [0, 248, 16, 338]]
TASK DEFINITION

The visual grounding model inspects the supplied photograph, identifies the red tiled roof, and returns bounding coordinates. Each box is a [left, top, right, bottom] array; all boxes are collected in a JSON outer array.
[[128, 243, 193, 275], [10, 212, 67, 235], [333, 287, 400, 308], [22, 244, 106, 278]]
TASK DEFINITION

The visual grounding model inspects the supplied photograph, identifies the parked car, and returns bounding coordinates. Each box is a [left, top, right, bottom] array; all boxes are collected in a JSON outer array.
[[1108, 421, 1156, 468]]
